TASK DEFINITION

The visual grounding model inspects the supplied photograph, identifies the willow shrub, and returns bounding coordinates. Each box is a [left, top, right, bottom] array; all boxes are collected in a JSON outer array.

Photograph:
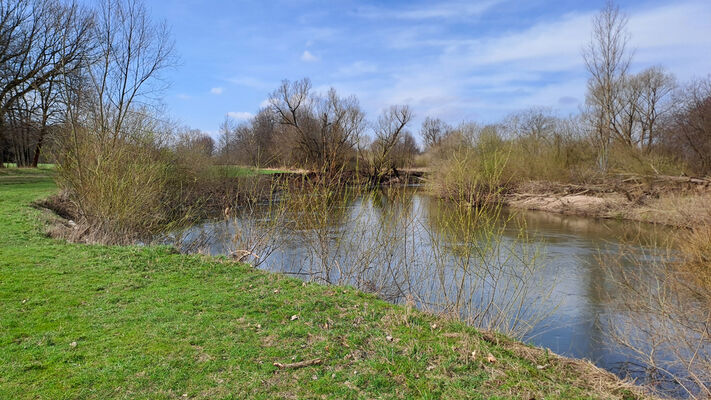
[[55, 127, 203, 243], [430, 135, 513, 206]]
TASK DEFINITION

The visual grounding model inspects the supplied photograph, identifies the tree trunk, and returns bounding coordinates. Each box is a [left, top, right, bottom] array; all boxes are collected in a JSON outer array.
[[0, 119, 5, 168], [31, 132, 44, 168]]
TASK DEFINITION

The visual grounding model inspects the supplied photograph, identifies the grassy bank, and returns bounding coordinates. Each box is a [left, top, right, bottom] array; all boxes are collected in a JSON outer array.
[[1, 169, 647, 399]]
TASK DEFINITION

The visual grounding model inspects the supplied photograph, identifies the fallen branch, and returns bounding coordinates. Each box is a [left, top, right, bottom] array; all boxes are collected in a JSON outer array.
[[230, 249, 260, 261], [273, 358, 322, 369]]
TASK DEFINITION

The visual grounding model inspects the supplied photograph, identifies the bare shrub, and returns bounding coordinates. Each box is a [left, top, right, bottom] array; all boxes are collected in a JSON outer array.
[[419, 200, 553, 338], [429, 125, 512, 205], [55, 124, 180, 242], [173, 127, 215, 179], [54, 0, 184, 241], [599, 237, 711, 398]]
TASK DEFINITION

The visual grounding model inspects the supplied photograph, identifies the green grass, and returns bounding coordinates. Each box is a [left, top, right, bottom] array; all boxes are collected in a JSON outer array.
[[0, 168, 645, 399], [213, 165, 291, 178], [1, 163, 55, 169]]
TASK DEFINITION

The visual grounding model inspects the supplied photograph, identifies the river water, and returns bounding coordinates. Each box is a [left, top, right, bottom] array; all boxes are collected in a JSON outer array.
[[166, 187, 703, 396]]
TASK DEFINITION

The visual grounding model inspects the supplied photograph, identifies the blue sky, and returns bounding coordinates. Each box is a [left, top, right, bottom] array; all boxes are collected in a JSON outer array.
[[146, 0, 711, 136]]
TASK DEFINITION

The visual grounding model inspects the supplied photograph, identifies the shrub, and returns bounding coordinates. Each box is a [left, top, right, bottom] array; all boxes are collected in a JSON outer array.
[[429, 130, 512, 206], [678, 220, 711, 292], [55, 125, 201, 243]]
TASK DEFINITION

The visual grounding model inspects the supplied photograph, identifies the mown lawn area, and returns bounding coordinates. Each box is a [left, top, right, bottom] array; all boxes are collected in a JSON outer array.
[[0, 168, 645, 399]]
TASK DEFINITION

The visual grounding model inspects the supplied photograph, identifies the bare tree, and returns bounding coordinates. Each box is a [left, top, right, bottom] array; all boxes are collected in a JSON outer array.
[[634, 66, 675, 153], [217, 115, 238, 163], [369, 105, 413, 179], [250, 107, 277, 165], [175, 128, 214, 158], [269, 78, 365, 172], [217, 110, 278, 167], [0, 0, 93, 166], [420, 116, 451, 150], [662, 76, 711, 175], [84, 0, 176, 143], [503, 107, 556, 156], [583, 0, 632, 171]]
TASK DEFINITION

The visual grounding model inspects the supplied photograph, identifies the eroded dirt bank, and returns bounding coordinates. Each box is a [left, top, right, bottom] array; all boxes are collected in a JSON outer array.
[[503, 175, 711, 228]]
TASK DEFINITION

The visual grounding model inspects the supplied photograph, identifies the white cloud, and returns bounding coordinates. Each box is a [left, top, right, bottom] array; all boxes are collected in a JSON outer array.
[[398, 0, 503, 20], [300, 50, 319, 62], [627, 1, 711, 78], [356, 0, 504, 20], [459, 13, 592, 71], [259, 99, 272, 108], [210, 87, 224, 95], [227, 111, 254, 120], [176, 93, 191, 100]]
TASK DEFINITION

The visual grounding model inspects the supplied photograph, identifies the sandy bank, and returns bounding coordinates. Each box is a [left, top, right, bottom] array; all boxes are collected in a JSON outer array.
[[504, 177, 711, 228]]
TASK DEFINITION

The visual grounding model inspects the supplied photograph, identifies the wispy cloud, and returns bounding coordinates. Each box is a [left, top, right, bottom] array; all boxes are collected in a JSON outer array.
[[301, 50, 319, 62], [227, 111, 254, 120], [355, 0, 711, 124], [334, 61, 377, 78], [355, 0, 504, 20], [210, 87, 224, 95]]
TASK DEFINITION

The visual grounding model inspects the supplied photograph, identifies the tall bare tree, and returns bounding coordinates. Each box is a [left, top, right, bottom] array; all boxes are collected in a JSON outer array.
[[583, 0, 632, 171], [83, 0, 176, 143]]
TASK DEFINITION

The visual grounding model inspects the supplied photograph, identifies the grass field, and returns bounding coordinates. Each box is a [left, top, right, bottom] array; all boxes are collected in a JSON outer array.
[[213, 165, 293, 178], [0, 168, 646, 399]]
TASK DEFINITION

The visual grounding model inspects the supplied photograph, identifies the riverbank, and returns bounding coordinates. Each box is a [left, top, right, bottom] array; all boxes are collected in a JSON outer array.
[[502, 176, 711, 228], [0, 168, 654, 399]]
